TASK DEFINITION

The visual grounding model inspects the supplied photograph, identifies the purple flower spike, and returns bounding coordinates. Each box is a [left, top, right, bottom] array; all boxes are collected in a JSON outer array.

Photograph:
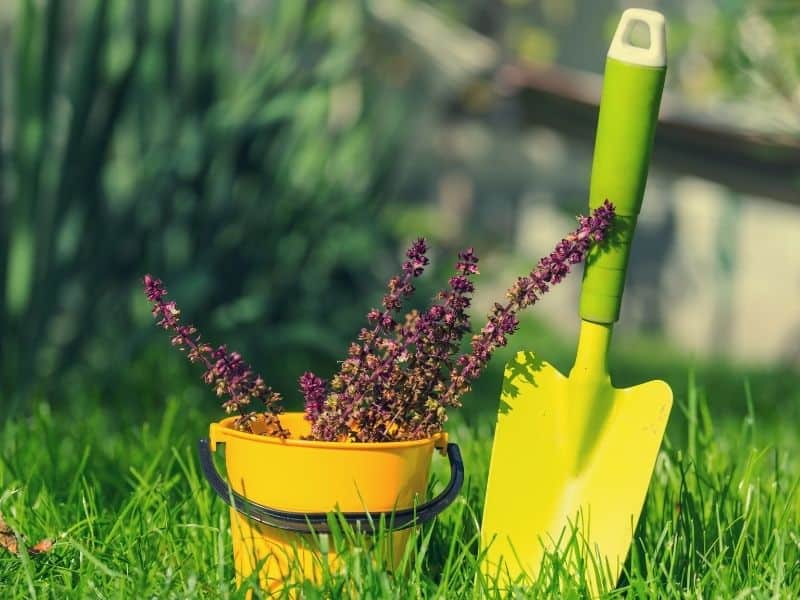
[[143, 275, 288, 437], [309, 238, 433, 442], [299, 372, 327, 423]]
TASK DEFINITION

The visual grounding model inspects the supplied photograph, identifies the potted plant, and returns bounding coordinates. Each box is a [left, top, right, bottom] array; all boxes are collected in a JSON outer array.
[[143, 202, 614, 592]]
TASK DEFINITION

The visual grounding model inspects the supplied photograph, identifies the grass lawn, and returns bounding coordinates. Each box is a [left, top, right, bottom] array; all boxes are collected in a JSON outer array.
[[1, 334, 799, 598]]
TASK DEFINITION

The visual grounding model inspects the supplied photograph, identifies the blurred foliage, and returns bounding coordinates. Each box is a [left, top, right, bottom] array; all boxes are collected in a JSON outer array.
[[676, 0, 800, 125], [429, 0, 799, 128], [0, 0, 425, 410]]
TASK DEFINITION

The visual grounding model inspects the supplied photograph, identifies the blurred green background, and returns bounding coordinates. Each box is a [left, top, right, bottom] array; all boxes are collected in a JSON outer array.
[[0, 0, 797, 427]]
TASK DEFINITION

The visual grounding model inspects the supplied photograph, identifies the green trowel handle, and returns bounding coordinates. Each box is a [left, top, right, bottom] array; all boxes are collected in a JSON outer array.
[[580, 9, 667, 325]]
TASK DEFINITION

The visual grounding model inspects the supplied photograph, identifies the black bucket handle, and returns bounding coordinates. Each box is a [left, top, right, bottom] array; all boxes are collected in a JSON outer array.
[[198, 438, 464, 534]]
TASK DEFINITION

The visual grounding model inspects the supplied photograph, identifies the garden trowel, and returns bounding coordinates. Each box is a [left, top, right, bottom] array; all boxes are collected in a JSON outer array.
[[481, 9, 672, 592]]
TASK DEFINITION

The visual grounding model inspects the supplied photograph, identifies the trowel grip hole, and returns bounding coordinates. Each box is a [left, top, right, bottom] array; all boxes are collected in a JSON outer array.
[[624, 19, 652, 49]]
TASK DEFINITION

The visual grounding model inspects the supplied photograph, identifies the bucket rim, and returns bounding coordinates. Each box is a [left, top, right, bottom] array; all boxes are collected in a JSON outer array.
[[212, 413, 445, 451]]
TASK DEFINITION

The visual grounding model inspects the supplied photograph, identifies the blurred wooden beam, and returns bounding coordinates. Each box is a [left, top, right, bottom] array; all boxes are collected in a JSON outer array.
[[500, 64, 800, 205]]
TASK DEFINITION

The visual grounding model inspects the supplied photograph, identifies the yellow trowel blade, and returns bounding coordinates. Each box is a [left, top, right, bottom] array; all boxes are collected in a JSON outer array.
[[481, 350, 672, 590]]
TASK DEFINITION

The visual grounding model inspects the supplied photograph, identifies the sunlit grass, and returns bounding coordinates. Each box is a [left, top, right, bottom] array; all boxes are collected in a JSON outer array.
[[1, 369, 798, 597]]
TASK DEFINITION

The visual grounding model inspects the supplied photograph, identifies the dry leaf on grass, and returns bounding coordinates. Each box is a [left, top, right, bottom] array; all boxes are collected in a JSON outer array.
[[28, 538, 54, 554], [0, 514, 18, 555], [0, 513, 53, 556]]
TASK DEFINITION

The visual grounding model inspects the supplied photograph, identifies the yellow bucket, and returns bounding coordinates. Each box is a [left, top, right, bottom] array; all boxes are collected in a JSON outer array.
[[198, 412, 463, 592]]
